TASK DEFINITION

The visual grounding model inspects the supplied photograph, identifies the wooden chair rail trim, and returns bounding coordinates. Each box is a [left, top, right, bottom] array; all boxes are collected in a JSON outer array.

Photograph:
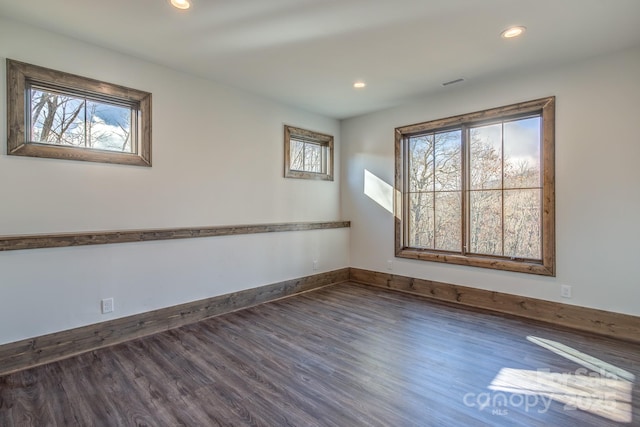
[[0, 221, 351, 252], [0, 268, 350, 377], [349, 268, 640, 344]]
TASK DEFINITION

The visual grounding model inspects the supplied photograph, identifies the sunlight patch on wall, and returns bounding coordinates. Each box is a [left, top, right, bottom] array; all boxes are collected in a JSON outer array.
[[364, 169, 393, 214]]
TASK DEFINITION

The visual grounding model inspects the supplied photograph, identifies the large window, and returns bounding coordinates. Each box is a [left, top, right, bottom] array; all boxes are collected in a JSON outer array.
[[7, 59, 151, 166], [284, 125, 333, 181], [395, 97, 555, 275]]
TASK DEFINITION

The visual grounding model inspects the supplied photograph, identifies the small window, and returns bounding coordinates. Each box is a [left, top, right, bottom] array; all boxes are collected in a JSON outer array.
[[395, 97, 555, 276], [7, 59, 151, 166], [284, 125, 333, 181]]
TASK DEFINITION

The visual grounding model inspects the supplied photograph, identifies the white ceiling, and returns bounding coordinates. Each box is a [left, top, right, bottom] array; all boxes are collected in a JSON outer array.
[[1, 0, 640, 119]]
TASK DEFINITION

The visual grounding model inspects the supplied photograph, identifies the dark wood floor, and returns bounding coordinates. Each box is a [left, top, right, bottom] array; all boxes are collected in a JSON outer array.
[[1, 283, 638, 426]]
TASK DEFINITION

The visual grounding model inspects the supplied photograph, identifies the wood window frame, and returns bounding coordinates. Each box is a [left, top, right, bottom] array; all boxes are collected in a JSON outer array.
[[284, 125, 334, 181], [6, 59, 152, 166], [395, 97, 556, 276]]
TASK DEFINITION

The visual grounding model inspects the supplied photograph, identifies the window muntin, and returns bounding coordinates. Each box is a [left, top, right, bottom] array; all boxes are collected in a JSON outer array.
[[396, 97, 555, 276], [7, 59, 151, 166], [284, 125, 333, 181]]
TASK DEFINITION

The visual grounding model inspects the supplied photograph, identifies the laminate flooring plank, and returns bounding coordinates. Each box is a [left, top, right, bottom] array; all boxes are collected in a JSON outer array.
[[122, 339, 215, 426], [1, 282, 639, 426], [94, 351, 159, 427], [40, 363, 90, 426], [194, 319, 370, 427]]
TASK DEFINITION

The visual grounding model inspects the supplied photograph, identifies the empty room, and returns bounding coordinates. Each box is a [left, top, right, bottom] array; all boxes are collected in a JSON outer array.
[[1, 0, 639, 425]]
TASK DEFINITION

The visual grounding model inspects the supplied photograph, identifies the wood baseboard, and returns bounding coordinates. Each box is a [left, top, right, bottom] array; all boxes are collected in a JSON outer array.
[[350, 268, 640, 344], [0, 268, 349, 376]]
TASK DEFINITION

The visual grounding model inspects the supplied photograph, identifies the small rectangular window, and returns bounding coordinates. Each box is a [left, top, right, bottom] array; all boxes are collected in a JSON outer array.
[[284, 125, 333, 181], [7, 59, 151, 166]]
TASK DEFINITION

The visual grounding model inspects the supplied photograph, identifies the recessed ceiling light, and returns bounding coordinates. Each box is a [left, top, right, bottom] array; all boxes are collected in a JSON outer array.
[[501, 26, 526, 39], [353, 81, 366, 89], [170, 0, 191, 10]]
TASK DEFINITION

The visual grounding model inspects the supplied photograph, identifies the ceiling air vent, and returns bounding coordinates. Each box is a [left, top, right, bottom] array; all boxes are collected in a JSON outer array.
[[442, 78, 465, 87]]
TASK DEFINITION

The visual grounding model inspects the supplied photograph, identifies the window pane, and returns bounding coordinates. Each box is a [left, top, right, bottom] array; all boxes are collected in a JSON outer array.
[[30, 89, 85, 147], [435, 191, 461, 252], [434, 130, 462, 191], [86, 101, 133, 153], [284, 126, 333, 180], [304, 142, 322, 172], [290, 139, 305, 171], [504, 189, 541, 259], [470, 123, 502, 190], [504, 117, 541, 189], [408, 192, 434, 249], [408, 134, 434, 192], [29, 88, 137, 153], [469, 190, 503, 256]]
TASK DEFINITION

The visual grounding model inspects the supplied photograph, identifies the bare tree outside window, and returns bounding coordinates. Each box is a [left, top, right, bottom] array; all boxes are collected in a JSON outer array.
[[284, 125, 333, 181], [29, 87, 133, 153], [395, 97, 555, 276], [289, 138, 324, 174], [467, 118, 542, 259], [407, 130, 462, 252]]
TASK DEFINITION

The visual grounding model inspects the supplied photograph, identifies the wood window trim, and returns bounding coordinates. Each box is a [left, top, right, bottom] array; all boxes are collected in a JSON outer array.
[[284, 125, 334, 181], [6, 59, 152, 166], [0, 221, 351, 252], [394, 97, 556, 276]]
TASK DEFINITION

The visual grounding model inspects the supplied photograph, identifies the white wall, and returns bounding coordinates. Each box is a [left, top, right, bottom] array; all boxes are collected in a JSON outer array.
[[0, 17, 349, 345], [342, 46, 640, 317]]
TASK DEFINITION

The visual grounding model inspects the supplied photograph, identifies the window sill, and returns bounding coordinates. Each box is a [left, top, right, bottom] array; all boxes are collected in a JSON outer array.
[[284, 170, 333, 181], [396, 248, 555, 276]]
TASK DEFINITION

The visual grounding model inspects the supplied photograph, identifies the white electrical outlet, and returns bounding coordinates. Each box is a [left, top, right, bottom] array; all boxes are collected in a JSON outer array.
[[387, 260, 393, 271], [312, 260, 319, 271], [560, 285, 572, 299], [101, 298, 114, 314]]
